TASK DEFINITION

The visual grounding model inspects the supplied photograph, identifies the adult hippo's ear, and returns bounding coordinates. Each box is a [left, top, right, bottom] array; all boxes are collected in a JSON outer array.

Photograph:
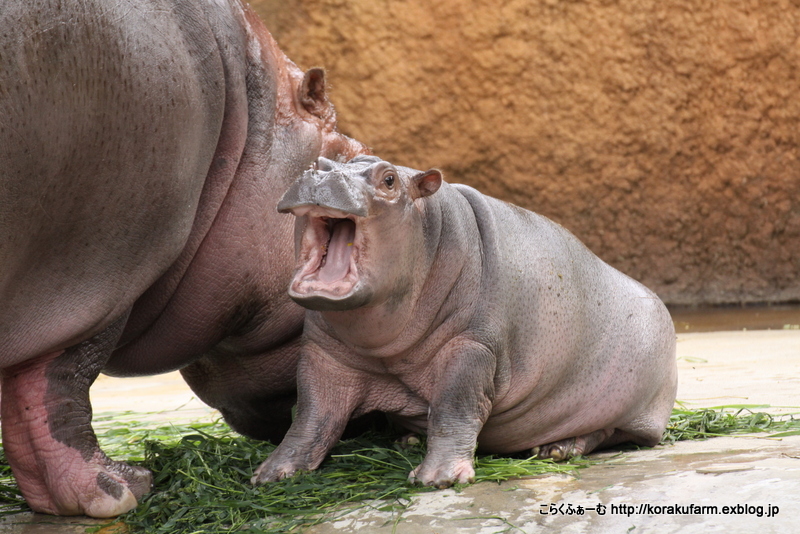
[[412, 169, 443, 199], [300, 67, 333, 120]]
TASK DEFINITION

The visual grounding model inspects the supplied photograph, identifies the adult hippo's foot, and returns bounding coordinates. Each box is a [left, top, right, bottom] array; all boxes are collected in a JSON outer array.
[[0, 318, 152, 517]]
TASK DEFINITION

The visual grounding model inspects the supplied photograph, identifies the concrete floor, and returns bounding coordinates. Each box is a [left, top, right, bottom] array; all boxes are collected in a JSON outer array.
[[1, 310, 798, 533]]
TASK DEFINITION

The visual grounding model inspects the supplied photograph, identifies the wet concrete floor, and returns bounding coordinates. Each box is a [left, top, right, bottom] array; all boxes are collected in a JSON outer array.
[[1, 307, 798, 533]]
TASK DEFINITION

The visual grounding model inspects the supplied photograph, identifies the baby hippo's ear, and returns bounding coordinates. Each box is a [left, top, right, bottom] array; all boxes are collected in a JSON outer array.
[[413, 169, 443, 198]]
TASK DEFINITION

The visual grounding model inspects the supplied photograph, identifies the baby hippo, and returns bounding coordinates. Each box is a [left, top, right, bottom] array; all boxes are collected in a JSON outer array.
[[254, 155, 677, 488]]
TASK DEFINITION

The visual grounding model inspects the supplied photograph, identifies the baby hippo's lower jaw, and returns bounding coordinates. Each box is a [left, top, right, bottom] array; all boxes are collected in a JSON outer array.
[[289, 283, 373, 312]]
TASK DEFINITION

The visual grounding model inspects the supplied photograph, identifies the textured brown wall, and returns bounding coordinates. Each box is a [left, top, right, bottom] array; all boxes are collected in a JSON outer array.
[[250, 0, 800, 305]]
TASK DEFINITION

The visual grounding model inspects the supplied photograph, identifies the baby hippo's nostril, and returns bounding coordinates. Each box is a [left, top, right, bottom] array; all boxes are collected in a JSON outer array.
[[317, 157, 337, 172]]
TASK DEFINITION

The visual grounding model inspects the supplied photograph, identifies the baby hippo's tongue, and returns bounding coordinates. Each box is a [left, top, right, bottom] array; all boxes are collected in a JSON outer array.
[[319, 219, 356, 283]]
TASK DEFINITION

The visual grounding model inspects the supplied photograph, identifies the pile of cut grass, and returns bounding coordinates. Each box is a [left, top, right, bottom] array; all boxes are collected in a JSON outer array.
[[664, 404, 800, 442], [118, 420, 584, 533], [0, 406, 797, 532]]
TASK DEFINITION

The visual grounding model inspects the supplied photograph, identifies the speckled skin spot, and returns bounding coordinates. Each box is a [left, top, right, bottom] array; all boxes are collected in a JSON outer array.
[[253, 156, 677, 488], [0, 0, 368, 517]]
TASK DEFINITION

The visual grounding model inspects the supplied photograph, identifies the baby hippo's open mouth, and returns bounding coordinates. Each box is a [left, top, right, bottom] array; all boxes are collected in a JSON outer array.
[[319, 218, 356, 283], [288, 208, 364, 308]]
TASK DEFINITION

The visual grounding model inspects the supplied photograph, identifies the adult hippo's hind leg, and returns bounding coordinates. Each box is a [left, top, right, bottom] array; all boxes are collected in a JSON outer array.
[[180, 338, 302, 443], [1, 315, 151, 517]]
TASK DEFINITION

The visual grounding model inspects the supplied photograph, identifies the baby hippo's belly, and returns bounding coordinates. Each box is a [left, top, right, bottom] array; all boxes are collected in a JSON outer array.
[[359, 377, 430, 434], [386, 413, 429, 436]]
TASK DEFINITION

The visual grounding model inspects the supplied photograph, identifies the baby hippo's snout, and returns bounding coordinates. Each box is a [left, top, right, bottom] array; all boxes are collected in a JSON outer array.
[[277, 158, 372, 218]]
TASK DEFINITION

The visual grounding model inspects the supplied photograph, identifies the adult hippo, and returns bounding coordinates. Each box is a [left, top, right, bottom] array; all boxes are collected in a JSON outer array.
[[0, 0, 367, 518], [253, 156, 677, 487]]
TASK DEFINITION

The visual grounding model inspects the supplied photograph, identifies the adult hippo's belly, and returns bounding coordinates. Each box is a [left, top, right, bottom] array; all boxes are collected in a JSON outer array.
[[0, 0, 367, 518]]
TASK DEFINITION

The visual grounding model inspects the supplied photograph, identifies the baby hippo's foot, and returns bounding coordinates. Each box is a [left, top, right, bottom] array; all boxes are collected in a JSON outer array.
[[408, 458, 475, 489], [251, 441, 323, 485], [396, 433, 422, 449], [533, 428, 614, 461], [251, 456, 302, 484]]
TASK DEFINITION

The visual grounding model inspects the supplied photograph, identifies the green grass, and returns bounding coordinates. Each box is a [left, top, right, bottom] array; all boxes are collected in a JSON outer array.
[[664, 404, 800, 442], [0, 405, 798, 532], [116, 421, 586, 533], [0, 453, 23, 517]]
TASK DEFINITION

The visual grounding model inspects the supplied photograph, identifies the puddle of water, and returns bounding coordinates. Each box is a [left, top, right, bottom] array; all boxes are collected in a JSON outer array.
[[669, 305, 800, 333]]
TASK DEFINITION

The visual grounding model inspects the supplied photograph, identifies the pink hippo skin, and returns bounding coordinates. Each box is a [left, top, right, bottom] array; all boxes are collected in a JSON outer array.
[[252, 156, 678, 488], [0, 0, 368, 517]]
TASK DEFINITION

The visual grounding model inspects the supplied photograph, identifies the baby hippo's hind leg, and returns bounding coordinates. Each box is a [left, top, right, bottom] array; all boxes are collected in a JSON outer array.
[[534, 423, 664, 461], [533, 428, 615, 461]]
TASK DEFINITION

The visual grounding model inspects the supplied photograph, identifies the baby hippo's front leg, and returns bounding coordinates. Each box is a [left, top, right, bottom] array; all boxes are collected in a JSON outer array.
[[408, 340, 495, 488], [251, 350, 360, 484], [251, 417, 342, 484]]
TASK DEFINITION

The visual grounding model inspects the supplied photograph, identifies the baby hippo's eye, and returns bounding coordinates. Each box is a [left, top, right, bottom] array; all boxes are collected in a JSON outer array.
[[384, 174, 395, 189]]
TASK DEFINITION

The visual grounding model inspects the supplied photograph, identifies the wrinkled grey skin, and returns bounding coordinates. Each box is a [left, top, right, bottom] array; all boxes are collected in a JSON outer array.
[[254, 155, 678, 488], [0, 0, 367, 517]]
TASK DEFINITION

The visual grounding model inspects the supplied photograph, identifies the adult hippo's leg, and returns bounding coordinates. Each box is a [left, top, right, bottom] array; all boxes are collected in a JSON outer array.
[[180, 337, 303, 443], [1, 315, 151, 517]]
